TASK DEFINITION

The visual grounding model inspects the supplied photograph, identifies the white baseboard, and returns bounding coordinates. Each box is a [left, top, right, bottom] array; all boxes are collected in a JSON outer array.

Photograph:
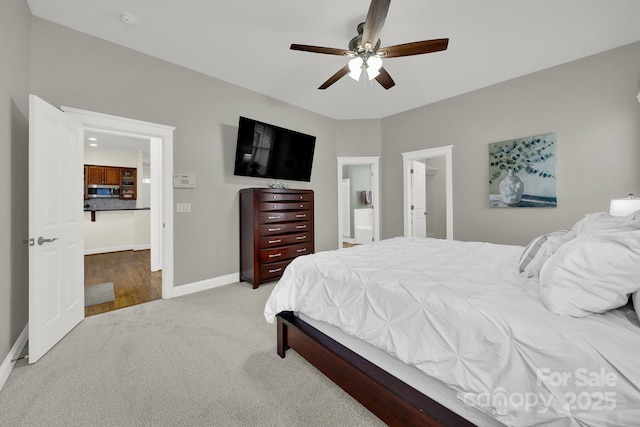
[[85, 244, 150, 255], [84, 244, 134, 255], [0, 323, 29, 392], [170, 272, 240, 298]]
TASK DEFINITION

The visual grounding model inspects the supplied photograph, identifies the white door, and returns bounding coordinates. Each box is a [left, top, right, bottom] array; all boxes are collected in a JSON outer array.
[[28, 95, 85, 364], [341, 179, 351, 239], [411, 161, 427, 238]]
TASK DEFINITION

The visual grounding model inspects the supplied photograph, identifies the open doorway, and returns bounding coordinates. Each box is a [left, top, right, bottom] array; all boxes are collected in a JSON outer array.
[[402, 146, 453, 239], [82, 130, 160, 316], [61, 105, 175, 305], [337, 157, 380, 248]]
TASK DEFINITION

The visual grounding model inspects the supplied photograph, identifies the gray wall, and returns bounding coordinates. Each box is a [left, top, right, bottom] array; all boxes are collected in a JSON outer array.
[[335, 119, 382, 157], [30, 18, 339, 287], [381, 41, 640, 245], [0, 0, 31, 368]]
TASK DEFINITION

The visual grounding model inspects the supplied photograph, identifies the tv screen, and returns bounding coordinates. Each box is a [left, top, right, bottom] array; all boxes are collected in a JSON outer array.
[[233, 117, 316, 182]]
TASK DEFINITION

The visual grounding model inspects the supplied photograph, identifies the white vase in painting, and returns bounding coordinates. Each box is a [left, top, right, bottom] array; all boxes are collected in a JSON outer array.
[[499, 169, 524, 205]]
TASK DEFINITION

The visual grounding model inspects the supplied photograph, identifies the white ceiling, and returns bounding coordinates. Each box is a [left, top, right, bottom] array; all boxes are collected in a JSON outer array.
[[85, 130, 150, 163], [27, 0, 640, 120]]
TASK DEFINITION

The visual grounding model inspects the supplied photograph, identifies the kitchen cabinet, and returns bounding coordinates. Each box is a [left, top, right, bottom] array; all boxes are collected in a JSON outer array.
[[84, 164, 137, 200], [120, 168, 137, 200], [87, 165, 120, 185]]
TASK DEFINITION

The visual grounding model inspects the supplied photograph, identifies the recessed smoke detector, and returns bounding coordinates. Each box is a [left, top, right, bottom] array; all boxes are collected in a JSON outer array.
[[120, 13, 138, 25]]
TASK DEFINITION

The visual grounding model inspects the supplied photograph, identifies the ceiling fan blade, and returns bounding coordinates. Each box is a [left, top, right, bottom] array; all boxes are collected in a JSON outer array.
[[362, 0, 391, 48], [375, 67, 395, 90], [377, 38, 449, 58], [318, 65, 350, 90], [290, 44, 353, 56]]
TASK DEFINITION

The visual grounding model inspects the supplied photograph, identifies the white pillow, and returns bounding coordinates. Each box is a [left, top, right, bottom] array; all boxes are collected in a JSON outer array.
[[518, 230, 574, 278], [539, 230, 640, 317], [633, 292, 640, 324], [571, 211, 640, 236]]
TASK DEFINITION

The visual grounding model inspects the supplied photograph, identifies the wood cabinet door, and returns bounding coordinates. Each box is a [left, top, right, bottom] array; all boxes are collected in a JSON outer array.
[[87, 166, 105, 184], [104, 167, 121, 184]]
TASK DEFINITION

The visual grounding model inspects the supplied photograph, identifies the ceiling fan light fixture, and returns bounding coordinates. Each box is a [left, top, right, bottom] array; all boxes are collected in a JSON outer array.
[[348, 57, 364, 81], [366, 56, 382, 80]]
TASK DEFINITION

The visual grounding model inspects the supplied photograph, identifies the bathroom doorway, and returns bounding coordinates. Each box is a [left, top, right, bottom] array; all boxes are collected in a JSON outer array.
[[337, 157, 380, 248]]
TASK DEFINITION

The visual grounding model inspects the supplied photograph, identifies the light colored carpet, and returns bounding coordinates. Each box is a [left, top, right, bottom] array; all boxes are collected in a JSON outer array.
[[0, 282, 384, 427], [84, 282, 115, 307]]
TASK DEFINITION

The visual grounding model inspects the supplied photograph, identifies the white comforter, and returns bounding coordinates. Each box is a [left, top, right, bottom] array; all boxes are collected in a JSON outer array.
[[264, 237, 640, 427]]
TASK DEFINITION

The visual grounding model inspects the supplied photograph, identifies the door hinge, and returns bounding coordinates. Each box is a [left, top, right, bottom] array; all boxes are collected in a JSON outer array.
[[411, 205, 414, 210]]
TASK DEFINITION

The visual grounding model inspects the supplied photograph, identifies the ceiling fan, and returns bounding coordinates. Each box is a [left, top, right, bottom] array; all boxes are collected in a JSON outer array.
[[290, 0, 449, 90]]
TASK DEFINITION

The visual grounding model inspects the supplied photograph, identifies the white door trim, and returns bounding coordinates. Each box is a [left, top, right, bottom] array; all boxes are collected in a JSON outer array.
[[337, 157, 380, 247], [61, 106, 175, 298], [402, 146, 453, 239]]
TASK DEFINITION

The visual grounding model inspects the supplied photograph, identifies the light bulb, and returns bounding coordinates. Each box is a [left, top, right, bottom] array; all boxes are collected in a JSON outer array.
[[366, 56, 382, 80], [348, 57, 363, 81]]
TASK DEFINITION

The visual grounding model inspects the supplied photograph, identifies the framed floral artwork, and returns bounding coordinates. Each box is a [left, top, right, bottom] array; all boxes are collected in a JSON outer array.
[[489, 133, 557, 207]]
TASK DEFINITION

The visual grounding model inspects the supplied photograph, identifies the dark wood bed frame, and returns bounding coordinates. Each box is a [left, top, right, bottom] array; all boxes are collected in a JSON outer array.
[[276, 311, 477, 427]]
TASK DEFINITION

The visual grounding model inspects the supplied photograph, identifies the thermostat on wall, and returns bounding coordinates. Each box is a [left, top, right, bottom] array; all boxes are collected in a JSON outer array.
[[173, 173, 196, 189]]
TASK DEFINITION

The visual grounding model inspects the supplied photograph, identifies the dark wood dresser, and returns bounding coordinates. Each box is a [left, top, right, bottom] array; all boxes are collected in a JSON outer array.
[[239, 188, 314, 288]]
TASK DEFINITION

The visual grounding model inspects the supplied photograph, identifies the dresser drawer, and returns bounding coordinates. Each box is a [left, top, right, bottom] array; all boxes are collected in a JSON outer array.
[[260, 242, 314, 264], [259, 221, 312, 236], [258, 192, 312, 203], [259, 211, 312, 224], [259, 201, 312, 212], [259, 232, 312, 248], [258, 259, 294, 281]]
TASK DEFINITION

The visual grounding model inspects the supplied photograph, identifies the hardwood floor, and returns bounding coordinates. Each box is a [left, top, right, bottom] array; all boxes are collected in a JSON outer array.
[[342, 242, 361, 248], [84, 250, 162, 317]]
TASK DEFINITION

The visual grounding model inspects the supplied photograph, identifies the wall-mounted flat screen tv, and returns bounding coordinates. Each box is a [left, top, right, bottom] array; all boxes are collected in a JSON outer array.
[[233, 116, 316, 182]]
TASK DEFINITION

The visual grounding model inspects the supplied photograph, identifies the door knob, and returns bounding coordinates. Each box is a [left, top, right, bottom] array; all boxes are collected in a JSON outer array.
[[37, 236, 59, 246]]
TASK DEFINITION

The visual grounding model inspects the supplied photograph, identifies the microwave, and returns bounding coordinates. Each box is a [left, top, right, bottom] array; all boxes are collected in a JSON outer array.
[[87, 184, 120, 198]]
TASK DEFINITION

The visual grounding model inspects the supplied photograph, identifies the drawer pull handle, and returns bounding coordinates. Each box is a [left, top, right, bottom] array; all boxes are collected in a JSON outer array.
[[273, 196, 277, 199], [268, 228, 282, 232], [268, 239, 282, 244], [299, 196, 303, 199], [296, 248, 307, 253], [269, 268, 282, 273], [296, 236, 307, 240], [268, 216, 281, 220], [273, 205, 278, 208], [300, 204, 303, 207], [296, 225, 306, 229], [269, 253, 282, 258], [295, 214, 306, 218]]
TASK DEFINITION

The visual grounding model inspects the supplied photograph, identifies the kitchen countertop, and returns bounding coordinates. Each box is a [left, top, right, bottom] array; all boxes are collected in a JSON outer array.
[[84, 207, 150, 212], [84, 207, 150, 221]]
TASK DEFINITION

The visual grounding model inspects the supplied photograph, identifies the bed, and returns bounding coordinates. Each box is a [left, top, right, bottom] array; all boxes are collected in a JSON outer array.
[[264, 212, 640, 426]]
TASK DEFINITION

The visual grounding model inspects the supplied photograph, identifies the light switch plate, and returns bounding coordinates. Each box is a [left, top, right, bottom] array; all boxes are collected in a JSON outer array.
[[176, 203, 191, 213]]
